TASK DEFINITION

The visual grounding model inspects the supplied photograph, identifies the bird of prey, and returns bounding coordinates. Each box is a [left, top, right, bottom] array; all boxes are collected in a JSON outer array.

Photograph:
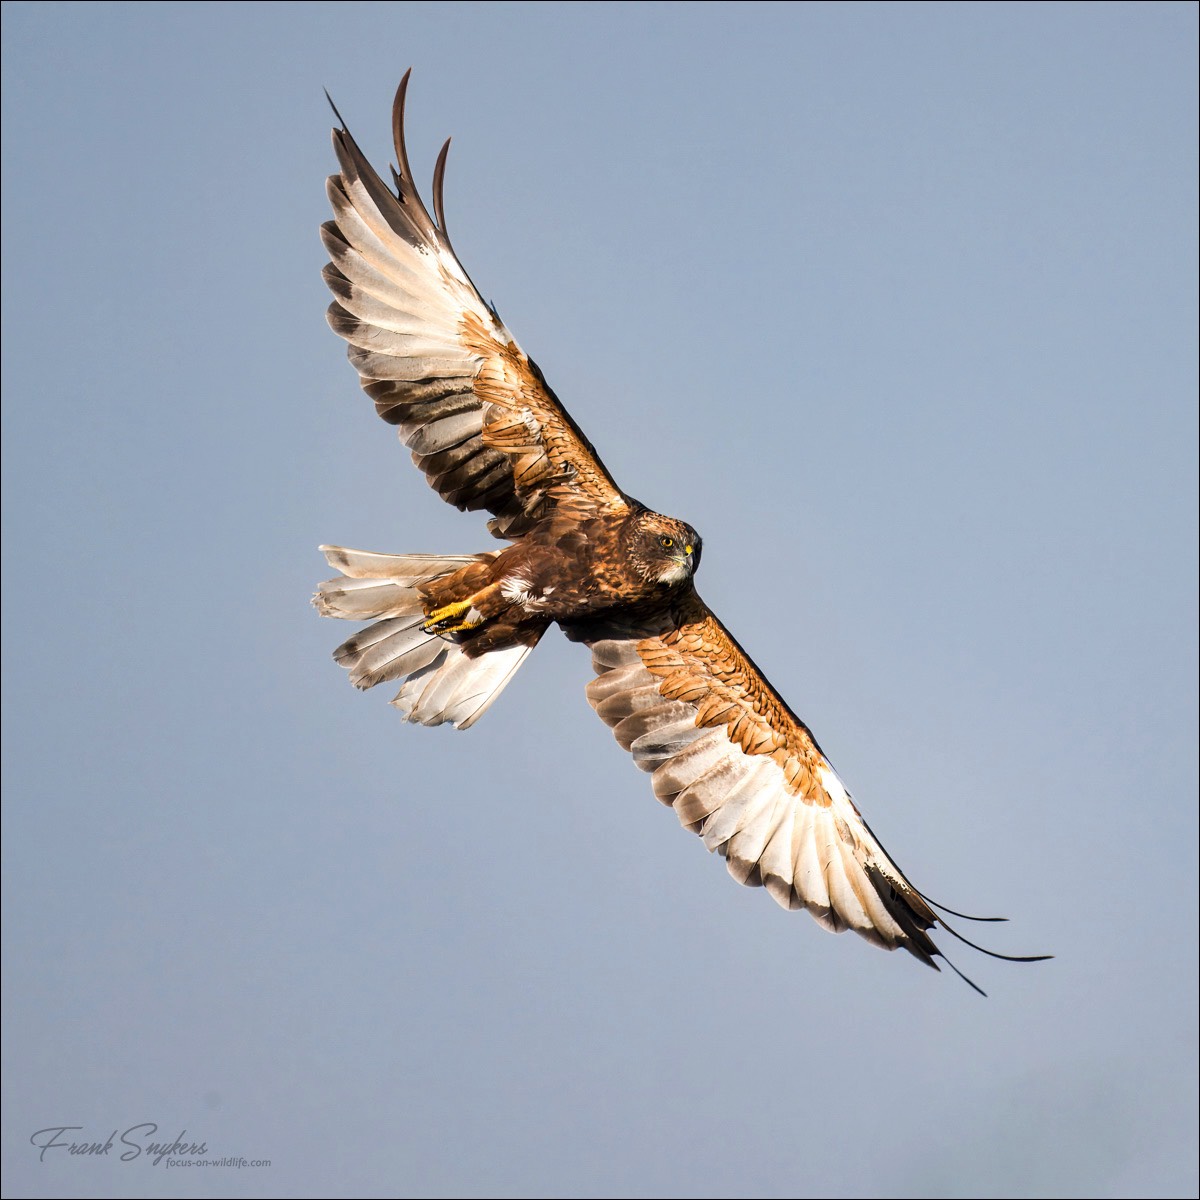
[[314, 73, 1047, 990]]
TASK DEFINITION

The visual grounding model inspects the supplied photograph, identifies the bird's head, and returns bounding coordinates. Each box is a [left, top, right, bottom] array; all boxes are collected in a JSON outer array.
[[629, 511, 702, 587]]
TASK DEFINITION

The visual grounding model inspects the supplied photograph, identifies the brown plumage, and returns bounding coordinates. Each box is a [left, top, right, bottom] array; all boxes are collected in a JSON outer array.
[[314, 73, 1049, 989]]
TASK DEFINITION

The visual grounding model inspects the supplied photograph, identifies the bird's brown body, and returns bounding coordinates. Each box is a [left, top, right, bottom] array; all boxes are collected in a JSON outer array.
[[420, 506, 701, 655]]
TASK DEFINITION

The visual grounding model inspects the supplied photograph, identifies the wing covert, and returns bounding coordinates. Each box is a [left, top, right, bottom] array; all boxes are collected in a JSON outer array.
[[322, 71, 627, 538]]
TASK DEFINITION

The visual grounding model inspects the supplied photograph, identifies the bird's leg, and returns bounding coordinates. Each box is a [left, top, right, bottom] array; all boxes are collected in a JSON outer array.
[[422, 598, 484, 635]]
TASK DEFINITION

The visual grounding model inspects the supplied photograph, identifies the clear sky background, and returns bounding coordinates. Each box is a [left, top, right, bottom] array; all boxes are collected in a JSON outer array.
[[2, 3, 1197, 1198]]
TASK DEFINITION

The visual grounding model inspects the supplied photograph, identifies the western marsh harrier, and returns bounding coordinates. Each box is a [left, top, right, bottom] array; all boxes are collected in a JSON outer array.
[[314, 74, 1048, 990]]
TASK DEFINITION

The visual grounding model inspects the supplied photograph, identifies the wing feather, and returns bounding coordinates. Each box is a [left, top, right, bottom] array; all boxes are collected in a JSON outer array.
[[569, 597, 944, 966], [322, 73, 629, 538], [649, 730, 733, 800]]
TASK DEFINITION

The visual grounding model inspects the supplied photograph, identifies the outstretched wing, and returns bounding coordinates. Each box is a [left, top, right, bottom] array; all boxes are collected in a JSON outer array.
[[570, 594, 951, 968], [322, 72, 628, 539]]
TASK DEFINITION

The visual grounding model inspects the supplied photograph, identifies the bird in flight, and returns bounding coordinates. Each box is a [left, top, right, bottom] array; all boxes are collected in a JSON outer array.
[[314, 73, 1048, 991]]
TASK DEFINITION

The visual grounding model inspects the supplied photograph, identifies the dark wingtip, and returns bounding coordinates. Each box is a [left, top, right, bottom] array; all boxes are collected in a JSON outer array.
[[916, 887, 1010, 923], [938, 914, 1054, 964], [395, 66, 414, 109], [940, 951, 989, 997], [391, 68, 416, 186], [323, 87, 349, 131], [433, 137, 453, 242]]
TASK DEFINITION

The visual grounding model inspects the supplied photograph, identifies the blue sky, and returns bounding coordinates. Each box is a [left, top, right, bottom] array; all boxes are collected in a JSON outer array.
[[2, 3, 1197, 1197]]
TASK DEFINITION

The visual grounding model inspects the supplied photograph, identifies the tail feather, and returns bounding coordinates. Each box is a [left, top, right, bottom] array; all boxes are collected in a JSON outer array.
[[314, 544, 538, 728], [392, 637, 538, 729], [332, 614, 444, 690], [319, 545, 491, 580], [314, 575, 426, 620], [316, 546, 492, 620]]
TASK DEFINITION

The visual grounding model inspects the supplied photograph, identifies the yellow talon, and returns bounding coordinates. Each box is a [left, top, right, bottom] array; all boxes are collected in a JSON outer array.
[[431, 616, 483, 634], [422, 598, 483, 634], [424, 598, 472, 622]]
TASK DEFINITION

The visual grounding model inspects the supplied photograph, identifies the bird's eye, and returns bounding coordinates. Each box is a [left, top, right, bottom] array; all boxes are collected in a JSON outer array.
[[660, 536, 674, 549]]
